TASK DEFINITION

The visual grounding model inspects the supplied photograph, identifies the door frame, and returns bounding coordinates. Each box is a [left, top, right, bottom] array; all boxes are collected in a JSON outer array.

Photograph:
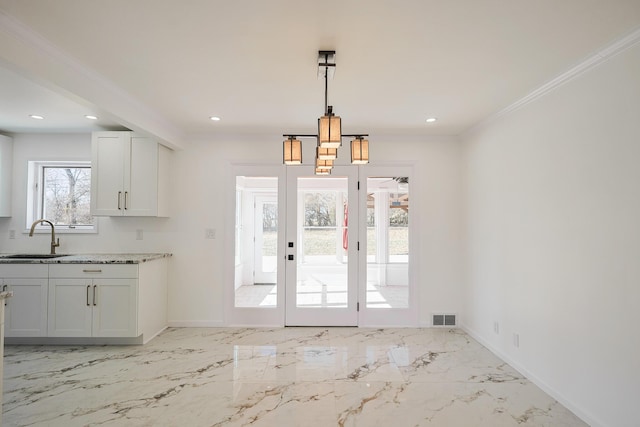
[[226, 163, 419, 327]]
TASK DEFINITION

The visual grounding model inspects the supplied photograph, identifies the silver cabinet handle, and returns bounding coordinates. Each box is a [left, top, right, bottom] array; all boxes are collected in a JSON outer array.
[[86, 285, 90, 306], [93, 285, 97, 306], [83, 269, 102, 273], [3, 284, 7, 306], [124, 191, 128, 210], [118, 191, 122, 210]]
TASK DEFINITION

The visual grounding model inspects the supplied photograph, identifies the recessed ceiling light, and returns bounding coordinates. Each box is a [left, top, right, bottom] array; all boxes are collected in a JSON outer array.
[[210, 116, 221, 121], [29, 114, 44, 120], [85, 115, 98, 120], [426, 117, 437, 123]]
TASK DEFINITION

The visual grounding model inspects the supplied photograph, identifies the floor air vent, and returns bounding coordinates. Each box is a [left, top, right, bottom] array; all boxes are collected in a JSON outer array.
[[432, 314, 457, 327]]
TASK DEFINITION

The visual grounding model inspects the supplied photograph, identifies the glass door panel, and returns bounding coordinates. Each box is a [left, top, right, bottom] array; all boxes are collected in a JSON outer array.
[[359, 166, 417, 327], [297, 179, 348, 308], [254, 196, 278, 285], [234, 177, 278, 309], [366, 177, 409, 309]]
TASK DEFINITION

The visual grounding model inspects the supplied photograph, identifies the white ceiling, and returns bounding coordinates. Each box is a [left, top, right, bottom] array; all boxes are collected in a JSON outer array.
[[1, 0, 640, 147]]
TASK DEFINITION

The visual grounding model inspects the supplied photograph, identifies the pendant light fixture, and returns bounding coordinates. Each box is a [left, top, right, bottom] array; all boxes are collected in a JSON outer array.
[[315, 158, 334, 171], [283, 136, 302, 165], [350, 136, 369, 164], [283, 50, 369, 174], [317, 146, 337, 160]]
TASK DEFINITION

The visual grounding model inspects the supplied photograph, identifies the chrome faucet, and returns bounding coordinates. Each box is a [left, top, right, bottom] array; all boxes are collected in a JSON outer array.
[[29, 219, 60, 254]]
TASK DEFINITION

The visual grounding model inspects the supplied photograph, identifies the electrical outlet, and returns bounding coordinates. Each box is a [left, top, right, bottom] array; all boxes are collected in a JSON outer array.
[[493, 321, 500, 334], [205, 228, 216, 239], [513, 333, 520, 348], [9, 230, 15, 239], [136, 229, 143, 240]]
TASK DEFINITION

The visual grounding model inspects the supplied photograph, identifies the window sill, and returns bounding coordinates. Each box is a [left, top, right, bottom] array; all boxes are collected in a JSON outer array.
[[23, 226, 98, 235]]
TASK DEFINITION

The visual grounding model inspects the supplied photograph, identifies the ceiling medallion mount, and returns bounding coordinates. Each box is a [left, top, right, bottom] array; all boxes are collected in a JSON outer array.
[[283, 50, 369, 174]]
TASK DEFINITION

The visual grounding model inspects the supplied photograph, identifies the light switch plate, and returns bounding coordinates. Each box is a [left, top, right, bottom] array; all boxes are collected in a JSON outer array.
[[136, 229, 143, 240], [205, 228, 216, 239]]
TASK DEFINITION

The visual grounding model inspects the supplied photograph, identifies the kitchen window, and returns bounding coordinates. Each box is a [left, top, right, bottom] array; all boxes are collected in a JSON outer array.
[[26, 161, 97, 233]]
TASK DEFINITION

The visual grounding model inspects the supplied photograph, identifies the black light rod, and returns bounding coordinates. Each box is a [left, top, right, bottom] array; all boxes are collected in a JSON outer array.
[[324, 63, 329, 115]]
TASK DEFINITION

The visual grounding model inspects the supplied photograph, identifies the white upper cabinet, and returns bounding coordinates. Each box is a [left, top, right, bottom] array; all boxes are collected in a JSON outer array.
[[91, 131, 170, 217], [0, 135, 13, 217]]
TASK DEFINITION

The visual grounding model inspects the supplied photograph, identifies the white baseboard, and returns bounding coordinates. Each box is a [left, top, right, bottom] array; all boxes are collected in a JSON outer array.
[[142, 326, 168, 344], [168, 320, 226, 328], [461, 323, 603, 427]]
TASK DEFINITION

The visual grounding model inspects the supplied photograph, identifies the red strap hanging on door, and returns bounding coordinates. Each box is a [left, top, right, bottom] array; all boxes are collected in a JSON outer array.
[[342, 202, 348, 250]]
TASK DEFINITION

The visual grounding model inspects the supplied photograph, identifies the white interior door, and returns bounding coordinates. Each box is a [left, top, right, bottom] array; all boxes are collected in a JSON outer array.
[[254, 195, 278, 284], [285, 166, 359, 326]]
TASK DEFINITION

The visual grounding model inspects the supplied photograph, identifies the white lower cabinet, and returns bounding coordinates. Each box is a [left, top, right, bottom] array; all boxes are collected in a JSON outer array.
[[48, 265, 139, 338], [0, 265, 48, 337], [48, 278, 137, 338], [2, 258, 167, 343]]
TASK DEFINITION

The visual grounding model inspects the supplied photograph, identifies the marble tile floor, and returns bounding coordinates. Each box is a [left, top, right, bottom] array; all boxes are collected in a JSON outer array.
[[2, 327, 587, 426]]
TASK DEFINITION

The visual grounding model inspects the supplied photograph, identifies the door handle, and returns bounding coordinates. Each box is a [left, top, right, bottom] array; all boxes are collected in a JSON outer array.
[[118, 191, 122, 210], [93, 285, 97, 306], [86, 285, 91, 306], [124, 191, 128, 210]]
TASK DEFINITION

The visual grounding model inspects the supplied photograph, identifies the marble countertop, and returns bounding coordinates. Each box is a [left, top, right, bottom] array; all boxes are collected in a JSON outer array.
[[0, 253, 171, 264]]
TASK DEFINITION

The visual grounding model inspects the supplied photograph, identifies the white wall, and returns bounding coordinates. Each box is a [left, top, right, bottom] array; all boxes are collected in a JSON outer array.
[[462, 43, 640, 427], [0, 132, 464, 327], [0, 133, 173, 254]]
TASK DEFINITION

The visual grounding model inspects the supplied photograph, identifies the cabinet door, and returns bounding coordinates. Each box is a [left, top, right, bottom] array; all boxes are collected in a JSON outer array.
[[0, 135, 12, 217], [48, 279, 93, 337], [4, 278, 48, 337], [91, 132, 126, 216], [93, 278, 138, 337], [125, 135, 159, 216]]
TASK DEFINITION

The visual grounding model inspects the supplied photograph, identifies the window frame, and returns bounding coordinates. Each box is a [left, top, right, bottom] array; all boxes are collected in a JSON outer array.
[[26, 160, 98, 234]]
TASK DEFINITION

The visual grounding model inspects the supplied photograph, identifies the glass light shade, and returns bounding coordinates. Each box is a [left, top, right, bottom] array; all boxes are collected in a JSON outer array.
[[351, 138, 369, 164], [315, 158, 333, 170], [317, 146, 337, 160], [283, 138, 302, 165], [318, 115, 342, 148]]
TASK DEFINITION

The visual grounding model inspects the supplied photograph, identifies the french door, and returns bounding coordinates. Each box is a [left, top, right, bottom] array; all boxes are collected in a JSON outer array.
[[228, 164, 416, 327], [284, 166, 359, 326]]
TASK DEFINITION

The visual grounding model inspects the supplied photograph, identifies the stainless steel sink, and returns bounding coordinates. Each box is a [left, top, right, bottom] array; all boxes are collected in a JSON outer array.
[[1, 254, 70, 259]]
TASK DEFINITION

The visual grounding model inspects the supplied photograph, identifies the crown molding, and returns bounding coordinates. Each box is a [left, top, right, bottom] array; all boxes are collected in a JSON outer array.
[[463, 27, 640, 138]]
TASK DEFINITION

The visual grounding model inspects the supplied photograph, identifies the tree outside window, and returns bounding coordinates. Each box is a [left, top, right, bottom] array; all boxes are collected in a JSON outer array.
[[42, 167, 93, 226]]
